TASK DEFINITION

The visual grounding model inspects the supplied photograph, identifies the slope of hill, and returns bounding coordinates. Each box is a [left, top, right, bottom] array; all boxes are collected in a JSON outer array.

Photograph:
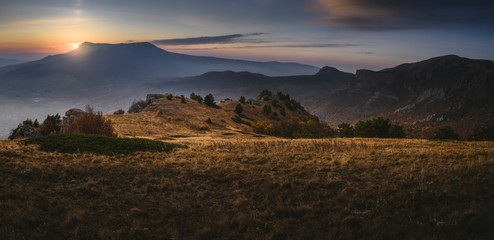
[[107, 92, 315, 139], [316, 55, 494, 138], [151, 55, 493, 138], [0, 42, 318, 99], [0, 42, 318, 139], [0, 58, 24, 68]]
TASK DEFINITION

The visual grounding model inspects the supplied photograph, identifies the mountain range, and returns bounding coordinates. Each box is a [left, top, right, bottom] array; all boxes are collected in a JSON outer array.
[[0, 42, 492, 138]]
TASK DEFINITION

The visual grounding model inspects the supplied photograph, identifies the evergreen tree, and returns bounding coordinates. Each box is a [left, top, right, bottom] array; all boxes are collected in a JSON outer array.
[[234, 103, 243, 115], [204, 93, 216, 107]]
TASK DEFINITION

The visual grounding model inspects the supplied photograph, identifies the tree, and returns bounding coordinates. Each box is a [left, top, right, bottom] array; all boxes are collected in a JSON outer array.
[[190, 92, 203, 104], [337, 123, 355, 138], [181, 95, 186, 104], [263, 105, 272, 114], [430, 126, 459, 140], [239, 96, 246, 104], [387, 124, 406, 138], [280, 107, 286, 117], [234, 103, 243, 115], [39, 114, 62, 135], [204, 93, 216, 107], [470, 122, 494, 141], [128, 100, 148, 113]]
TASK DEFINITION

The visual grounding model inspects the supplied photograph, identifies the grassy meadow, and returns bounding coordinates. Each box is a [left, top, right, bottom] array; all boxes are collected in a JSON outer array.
[[1, 136, 493, 239]]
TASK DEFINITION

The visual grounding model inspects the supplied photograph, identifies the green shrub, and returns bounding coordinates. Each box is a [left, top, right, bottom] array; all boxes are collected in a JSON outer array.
[[239, 96, 246, 104], [232, 115, 250, 125], [234, 104, 243, 115], [280, 107, 286, 117], [206, 118, 212, 124], [277, 92, 290, 101], [353, 117, 405, 138], [470, 123, 494, 141], [166, 94, 173, 100], [190, 92, 203, 104], [23, 134, 185, 155], [181, 95, 186, 103], [128, 100, 148, 113], [204, 93, 219, 108], [259, 90, 273, 98], [337, 123, 355, 138], [263, 105, 272, 114], [430, 126, 459, 140]]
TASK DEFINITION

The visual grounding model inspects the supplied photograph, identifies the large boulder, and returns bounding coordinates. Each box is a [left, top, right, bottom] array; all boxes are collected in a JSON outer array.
[[8, 124, 41, 140], [60, 108, 86, 133]]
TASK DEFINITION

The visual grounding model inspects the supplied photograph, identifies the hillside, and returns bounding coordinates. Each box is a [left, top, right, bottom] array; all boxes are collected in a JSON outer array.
[[0, 42, 317, 99], [318, 55, 494, 138], [1, 136, 493, 239], [151, 55, 494, 138], [0, 42, 318, 139], [107, 92, 315, 139]]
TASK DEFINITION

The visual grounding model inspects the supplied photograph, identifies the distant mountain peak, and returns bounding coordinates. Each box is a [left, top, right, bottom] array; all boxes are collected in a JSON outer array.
[[77, 41, 164, 52], [316, 66, 341, 75]]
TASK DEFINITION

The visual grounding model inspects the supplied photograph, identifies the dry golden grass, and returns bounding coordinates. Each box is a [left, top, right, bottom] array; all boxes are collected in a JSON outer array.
[[1, 137, 493, 239], [106, 96, 308, 140]]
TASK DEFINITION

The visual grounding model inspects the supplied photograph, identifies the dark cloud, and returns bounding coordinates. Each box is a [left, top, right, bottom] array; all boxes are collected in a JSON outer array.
[[169, 43, 362, 50], [313, 0, 494, 30], [152, 33, 266, 45]]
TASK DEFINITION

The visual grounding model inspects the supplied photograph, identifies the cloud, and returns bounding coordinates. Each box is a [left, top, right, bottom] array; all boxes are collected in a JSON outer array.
[[168, 43, 362, 50], [152, 33, 266, 46], [312, 0, 494, 30]]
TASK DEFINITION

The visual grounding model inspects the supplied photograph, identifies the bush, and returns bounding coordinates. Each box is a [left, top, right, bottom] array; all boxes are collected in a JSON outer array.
[[205, 118, 212, 124], [239, 96, 246, 104], [39, 114, 61, 135], [234, 103, 243, 115], [190, 92, 203, 104], [470, 123, 494, 141], [232, 115, 250, 125], [299, 119, 334, 138], [337, 123, 355, 138], [22, 119, 33, 126], [67, 112, 116, 137], [166, 94, 173, 100], [277, 92, 290, 101], [181, 95, 186, 104], [113, 109, 125, 115], [204, 93, 217, 107], [430, 126, 459, 140], [263, 105, 272, 114], [259, 90, 273, 98], [388, 124, 406, 138], [128, 100, 148, 113], [23, 133, 184, 155], [354, 117, 405, 138], [280, 107, 286, 117]]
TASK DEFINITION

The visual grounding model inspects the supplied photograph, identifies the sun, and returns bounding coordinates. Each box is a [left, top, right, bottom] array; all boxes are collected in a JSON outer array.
[[68, 42, 82, 50]]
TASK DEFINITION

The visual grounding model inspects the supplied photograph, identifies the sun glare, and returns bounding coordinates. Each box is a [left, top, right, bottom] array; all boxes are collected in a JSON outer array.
[[68, 42, 82, 50]]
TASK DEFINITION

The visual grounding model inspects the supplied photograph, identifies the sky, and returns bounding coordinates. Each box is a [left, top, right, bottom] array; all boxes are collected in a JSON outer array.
[[1, 0, 494, 72]]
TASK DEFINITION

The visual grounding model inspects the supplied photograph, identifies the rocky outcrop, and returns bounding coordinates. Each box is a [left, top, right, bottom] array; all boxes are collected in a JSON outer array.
[[8, 124, 41, 140], [60, 108, 86, 133]]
